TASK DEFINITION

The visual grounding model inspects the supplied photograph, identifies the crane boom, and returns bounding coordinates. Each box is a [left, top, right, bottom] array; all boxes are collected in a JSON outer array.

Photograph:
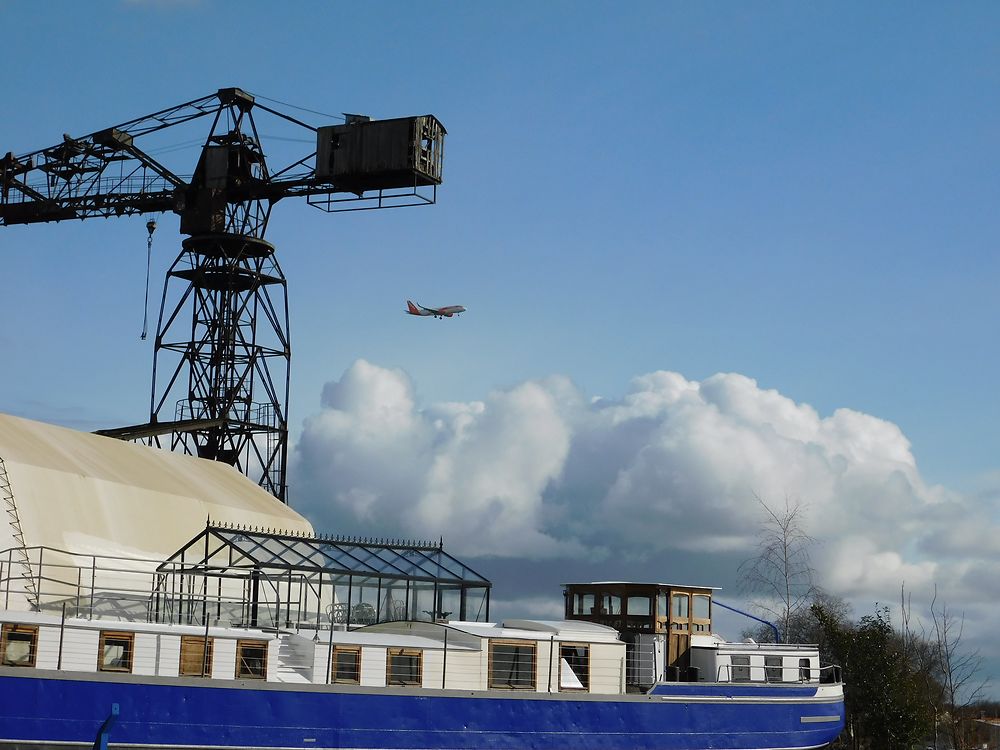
[[0, 87, 446, 504]]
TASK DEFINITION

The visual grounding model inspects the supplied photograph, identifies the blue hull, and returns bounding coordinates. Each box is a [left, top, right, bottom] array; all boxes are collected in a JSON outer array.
[[0, 670, 844, 750]]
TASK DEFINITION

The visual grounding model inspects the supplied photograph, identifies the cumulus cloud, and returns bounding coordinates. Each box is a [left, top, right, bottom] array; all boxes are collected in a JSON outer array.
[[291, 359, 995, 606]]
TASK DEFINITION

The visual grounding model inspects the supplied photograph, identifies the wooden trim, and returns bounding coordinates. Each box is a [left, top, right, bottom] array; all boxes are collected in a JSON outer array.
[[488, 638, 537, 690], [179, 635, 214, 677], [235, 639, 268, 680], [97, 630, 135, 673], [386, 647, 422, 686], [0, 623, 38, 668], [330, 645, 361, 684]]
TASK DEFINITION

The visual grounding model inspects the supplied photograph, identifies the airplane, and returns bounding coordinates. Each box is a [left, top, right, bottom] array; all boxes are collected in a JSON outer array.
[[406, 300, 466, 319]]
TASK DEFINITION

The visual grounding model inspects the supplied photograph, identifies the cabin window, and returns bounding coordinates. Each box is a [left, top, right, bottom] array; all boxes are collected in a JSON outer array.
[[765, 655, 783, 682], [387, 648, 422, 686], [600, 594, 622, 616], [730, 655, 750, 682], [627, 596, 651, 616], [98, 631, 134, 673], [657, 592, 668, 617], [559, 643, 590, 691], [799, 658, 811, 682], [489, 640, 536, 690], [574, 593, 595, 615], [179, 636, 213, 677], [1, 624, 38, 668], [236, 639, 268, 679], [331, 646, 361, 683]]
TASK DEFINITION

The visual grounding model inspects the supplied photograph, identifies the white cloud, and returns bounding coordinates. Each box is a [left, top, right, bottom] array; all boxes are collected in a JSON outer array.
[[291, 360, 998, 619]]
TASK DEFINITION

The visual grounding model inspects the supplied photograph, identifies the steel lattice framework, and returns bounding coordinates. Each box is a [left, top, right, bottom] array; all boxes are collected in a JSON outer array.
[[1, 88, 445, 503]]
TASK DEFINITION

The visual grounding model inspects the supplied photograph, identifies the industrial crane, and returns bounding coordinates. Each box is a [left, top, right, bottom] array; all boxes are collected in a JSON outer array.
[[0, 87, 445, 504]]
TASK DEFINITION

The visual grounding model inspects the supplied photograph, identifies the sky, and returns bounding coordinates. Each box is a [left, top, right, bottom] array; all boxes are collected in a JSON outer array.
[[0, 1, 998, 696]]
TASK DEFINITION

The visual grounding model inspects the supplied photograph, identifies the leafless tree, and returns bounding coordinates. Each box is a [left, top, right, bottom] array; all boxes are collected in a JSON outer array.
[[929, 587, 989, 750], [738, 494, 817, 642]]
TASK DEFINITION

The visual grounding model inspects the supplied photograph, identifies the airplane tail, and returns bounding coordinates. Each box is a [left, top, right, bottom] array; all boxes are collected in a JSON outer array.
[[406, 300, 420, 314]]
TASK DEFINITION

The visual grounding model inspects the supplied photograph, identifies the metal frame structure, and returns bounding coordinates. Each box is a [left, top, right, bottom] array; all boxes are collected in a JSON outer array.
[[155, 523, 490, 630], [1, 88, 446, 503]]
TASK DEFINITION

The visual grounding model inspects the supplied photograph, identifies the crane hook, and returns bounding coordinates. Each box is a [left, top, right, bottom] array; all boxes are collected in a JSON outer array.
[[141, 219, 157, 341]]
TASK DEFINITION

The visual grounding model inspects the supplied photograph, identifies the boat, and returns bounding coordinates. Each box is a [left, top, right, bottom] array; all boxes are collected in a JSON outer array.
[[0, 412, 844, 749]]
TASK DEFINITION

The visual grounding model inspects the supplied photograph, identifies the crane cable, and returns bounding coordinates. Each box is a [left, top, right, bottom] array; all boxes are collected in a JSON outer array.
[[141, 218, 156, 341]]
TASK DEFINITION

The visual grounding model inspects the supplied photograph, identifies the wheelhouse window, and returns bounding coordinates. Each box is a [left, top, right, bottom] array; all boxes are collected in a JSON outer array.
[[98, 631, 134, 673], [627, 596, 651, 616], [765, 655, 783, 682], [489, 640, 536, 690], [600, 594, 622, 615], [559, 643, 589, 691], [387, 648, 422, 686], [573, 593, 595, 615], [730, 655, 750, 682], [236, 639, 268, 679], [1, 624, 38, 668], [331, 646, 361, 684], [692, 594, 711, 631], [179, 636, 213, 677]]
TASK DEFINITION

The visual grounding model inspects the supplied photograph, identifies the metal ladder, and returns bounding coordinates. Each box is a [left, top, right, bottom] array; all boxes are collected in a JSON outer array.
[[0, 455, 38, 609]]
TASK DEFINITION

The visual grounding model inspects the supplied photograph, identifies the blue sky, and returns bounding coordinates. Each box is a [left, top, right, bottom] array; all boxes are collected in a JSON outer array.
[[1, 0, 999, 691]]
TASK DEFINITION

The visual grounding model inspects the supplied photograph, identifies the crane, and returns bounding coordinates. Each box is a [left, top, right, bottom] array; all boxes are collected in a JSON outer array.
[[0, 87, 445, 504]]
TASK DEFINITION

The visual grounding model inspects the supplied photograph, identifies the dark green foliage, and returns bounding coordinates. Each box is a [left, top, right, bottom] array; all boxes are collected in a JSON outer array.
[[813, 604, 935, 750]]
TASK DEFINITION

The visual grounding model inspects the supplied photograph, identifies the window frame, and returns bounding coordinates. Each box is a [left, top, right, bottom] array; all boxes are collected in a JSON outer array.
[[1, 623, 39, 668], [98, 630, 135, 673], [488, 639, 537, 690], [235, 639, 268, 680], [799, 657, 812, 682], [331, 645, 361, 684], [178, 635, 214, 678], [386, 647, 423, 687], [764, 655, 783, 682], [558, 642, 590, 692], [730, 654, 751, 682]]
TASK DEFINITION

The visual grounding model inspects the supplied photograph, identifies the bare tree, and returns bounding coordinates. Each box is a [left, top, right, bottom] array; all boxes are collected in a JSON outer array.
[[929, 587, 989, 750], [738, 494, 817, 642]]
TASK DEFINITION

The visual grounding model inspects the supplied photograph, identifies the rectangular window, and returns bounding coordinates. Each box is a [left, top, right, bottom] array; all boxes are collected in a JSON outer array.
[[236, 639, 268, 679], [489, 640, 536, 690], [601, 594, 622, 615], [1, 624, 38, 668], [730, 655, 750, 682], [559, 643, 590, 691], [765, 655, 783, 682], [799, 657, 811, 682], [179, 636, 213, 677], [387, 648, 422, 686], [331, 646, 361, 684], [574, 593, 595, 615], [627, 596, 651, 616], [98, 631, 134, 673]]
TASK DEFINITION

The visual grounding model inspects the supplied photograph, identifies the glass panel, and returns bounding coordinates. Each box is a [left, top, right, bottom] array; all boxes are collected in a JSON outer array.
[[657, 592, 668, 618], [99, 632, 134, 672], [601, 594, 622, 615], [387, 649, 422, 685], [237, 640, 267, 679], [559, 644, 590, 690], [731, 655, 750, 682], [693, 594, 711, 619], [799, 657, 811, 681], [490, 642, 536, 689], [332, 647, 360, 683], [1, 625, 37, 667], [627, 596, 651, 616], [575, 593, 595, 615], [765, 655, 783, 682], [672, 593, 689, 618]]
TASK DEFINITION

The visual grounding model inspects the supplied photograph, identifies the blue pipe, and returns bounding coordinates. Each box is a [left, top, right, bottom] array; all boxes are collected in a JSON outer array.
[[714, 599, 782, 643]]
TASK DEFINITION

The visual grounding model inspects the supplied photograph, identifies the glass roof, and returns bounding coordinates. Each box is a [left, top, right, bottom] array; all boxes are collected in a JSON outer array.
[[162, 524, 490, 587]]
